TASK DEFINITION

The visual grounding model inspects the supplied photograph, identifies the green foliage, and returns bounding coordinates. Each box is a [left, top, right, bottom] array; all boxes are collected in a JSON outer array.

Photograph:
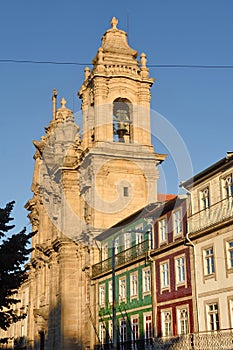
[[0, 201, 34, 331]]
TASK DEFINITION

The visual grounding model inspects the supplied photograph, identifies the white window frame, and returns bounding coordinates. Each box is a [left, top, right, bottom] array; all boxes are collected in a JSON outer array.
[[173, 209, 182, 236], [143, 268, 151, 294], [176, 306, 189, 335], [160, 261, 170, 290], [228, 298, 233, 328], [135, 224, 144, 245], [99, 323, 106, 344], [108, 281, 113, 305], [206, 302, 220, 331], [124, 232, 131, 259], [130, 273, 138, 298], [226, 240, 233, 270], [158, 217, 167, 244], [99, 285, 105, 307], [119, 277, 126, 302], [108, 320, 113, 341], [144, 313, 152, 339], [114, 237, 119, 255], [200, 187, 210, 210], [124, 232, 131, 250], [175, 255, 186, 285], [131, 316, 139, 340], [102, 242, 108, 260], [223, 174, 233, 199], [161, 309, 172, 337], [119, 319, 127, 342], [203, 247, 215, 276]]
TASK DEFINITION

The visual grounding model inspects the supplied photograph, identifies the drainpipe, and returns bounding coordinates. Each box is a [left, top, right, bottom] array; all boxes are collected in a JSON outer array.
[[112, 239, 117, 350], [186, 231, 200, 334], [145, 219, 157, 339], [181, 185, 200, 334]]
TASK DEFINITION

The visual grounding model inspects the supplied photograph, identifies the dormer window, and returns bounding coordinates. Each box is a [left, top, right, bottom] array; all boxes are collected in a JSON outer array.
[[223, 174, 233, 199], [113, 98, 131, 142], [200, 187, 210, 210]]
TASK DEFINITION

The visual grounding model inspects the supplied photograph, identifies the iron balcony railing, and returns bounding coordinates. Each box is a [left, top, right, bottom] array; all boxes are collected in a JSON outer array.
[[188, 197, 233, 234], [92, 240, 149, 278], [94, 328, 233, 350]]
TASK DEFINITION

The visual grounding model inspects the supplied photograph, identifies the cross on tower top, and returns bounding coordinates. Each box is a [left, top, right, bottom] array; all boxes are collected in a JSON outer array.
[[111, 17, 118, 29]]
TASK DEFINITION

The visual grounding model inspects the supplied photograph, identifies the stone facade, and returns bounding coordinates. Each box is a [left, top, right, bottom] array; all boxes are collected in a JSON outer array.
[[2, 18, 166, 350]]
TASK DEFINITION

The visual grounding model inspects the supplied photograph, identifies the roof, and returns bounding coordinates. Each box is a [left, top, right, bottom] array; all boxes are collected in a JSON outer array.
[[95, 194, 185, 242], [181, 152, 233, 189], [157, 193, 176, 201]]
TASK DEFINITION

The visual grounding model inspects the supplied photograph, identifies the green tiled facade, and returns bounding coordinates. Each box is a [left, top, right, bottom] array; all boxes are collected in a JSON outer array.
[[92, 212, 155, 346]]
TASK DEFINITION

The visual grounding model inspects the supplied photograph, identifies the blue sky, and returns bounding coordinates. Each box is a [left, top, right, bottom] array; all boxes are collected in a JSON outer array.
[[1, 0, 233, 230]]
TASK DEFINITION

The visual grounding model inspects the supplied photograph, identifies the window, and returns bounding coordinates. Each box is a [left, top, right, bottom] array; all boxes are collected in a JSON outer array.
[[108, 320, 113, 341], [123, 186, 129, 197], [21, 318, 25, 337], [229, 299, 233, 328], [227, 241, 233, 269], [99, 285, 105, 307], [99, 323, 106, 344], [173, 209, 182, 235], [130, 274, 138, 297], [125, 232, 131, 258], [114, 237, 119, 255], [102, 243, 108, 260], [177, 307, 189, 335], [160, 262, 169, 289], [136, 230, 144, 254], [119, 277, 126, 302], [119, 319, 127, 342], [131, 317, 139, 340], [135, 230, 143, 245], [108, 281, 112, 305], [161, 310, 172, 337], [204, 247, 215, 275], [159, 218, 167, 243], [143, 269, 151, 293], [207, 303, 219, 331], [176, 256, 186, 284], [124, 232, 131, 250], [223, 174, 233, 198], [200, 187, 210, 210], [144, 314, 152, 339]]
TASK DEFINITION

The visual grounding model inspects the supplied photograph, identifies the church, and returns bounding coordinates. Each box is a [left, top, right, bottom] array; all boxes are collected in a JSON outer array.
[[2, 16, 233, 350], [5, 17, 166, 350]]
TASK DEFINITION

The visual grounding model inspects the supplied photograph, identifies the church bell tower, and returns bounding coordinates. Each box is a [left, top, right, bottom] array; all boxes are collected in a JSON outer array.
[[78, 17, 166, 233]]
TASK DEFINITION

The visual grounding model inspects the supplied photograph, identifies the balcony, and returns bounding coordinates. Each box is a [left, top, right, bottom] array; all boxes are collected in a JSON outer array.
[[188, 197, 233, 234], [94, 329, 233, 350], [92, 240, 149, 278]]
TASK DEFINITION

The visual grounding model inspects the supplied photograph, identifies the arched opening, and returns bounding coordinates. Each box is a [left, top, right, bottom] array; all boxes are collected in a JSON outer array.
[[113, 98, 132, 142], [39, 330, 45, 350]]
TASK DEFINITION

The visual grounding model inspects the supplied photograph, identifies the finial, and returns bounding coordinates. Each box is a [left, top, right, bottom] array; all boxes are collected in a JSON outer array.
[[140, 53, 147, 68], [111, 17, 118, 29], [97, 47, 104, 64], [53, 88, 57, 97], [52, 88, 57, 120], [84, 67, 90, 80], [60, 97, 67, 108]]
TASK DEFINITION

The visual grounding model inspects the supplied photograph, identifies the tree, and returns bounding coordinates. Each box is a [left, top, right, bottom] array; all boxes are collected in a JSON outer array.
[[0, 201, 34, 333]]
